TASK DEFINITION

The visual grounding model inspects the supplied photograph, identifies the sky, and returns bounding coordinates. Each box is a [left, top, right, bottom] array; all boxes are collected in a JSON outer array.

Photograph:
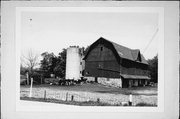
[[21, 11, 159, 62]]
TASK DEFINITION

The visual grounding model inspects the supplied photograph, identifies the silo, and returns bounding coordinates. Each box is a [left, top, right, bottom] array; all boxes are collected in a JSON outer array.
[[65, 46, 82, 80]]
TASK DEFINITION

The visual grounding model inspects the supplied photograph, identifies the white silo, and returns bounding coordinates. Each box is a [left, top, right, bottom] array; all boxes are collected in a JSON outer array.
[[65, 46, 83, 80]]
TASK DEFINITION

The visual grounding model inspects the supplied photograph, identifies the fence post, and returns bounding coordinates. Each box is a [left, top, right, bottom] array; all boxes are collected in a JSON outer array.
[[71, 95, 74, 101], [129, 94, 132, 106], [66, 92, 68, 101], [44, 90, 46, 100], [26, 72, 29, 85], [97, 98, 100, 103], [29, 78, 33, 98]]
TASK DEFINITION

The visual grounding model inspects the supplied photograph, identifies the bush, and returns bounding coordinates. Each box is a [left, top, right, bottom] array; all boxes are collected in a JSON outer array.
[[32, 72, 42, 84], [44, 78, 60, 85]]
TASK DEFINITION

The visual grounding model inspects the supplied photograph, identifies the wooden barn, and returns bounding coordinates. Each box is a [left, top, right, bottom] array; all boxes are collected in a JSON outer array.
[[83, 37, 150, 88]]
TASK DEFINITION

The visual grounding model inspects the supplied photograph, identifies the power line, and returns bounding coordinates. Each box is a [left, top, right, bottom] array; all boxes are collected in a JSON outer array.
[[142, 28, 159, 54]]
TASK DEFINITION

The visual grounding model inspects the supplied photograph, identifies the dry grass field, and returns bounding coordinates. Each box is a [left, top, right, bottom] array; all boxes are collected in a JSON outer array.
[[20, 83, 157, 106]]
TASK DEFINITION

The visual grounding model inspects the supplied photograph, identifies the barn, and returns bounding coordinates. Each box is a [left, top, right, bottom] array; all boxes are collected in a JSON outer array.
[[83, 37, 150, 88]]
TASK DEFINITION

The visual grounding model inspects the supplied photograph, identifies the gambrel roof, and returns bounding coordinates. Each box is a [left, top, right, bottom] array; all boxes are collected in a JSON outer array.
[[84, 37, 148, 65]]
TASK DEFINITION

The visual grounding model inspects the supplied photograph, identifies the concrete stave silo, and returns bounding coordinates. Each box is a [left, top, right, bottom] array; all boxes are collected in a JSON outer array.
[[65, 46, 83, 81]]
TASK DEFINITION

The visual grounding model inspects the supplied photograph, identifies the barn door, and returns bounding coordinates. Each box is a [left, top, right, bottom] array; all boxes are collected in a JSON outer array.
[[95, 77, 98, 83], [129, 80, 133, 88]]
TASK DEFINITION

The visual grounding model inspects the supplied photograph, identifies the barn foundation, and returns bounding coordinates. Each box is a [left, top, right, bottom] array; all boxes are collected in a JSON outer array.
[[98, 77, 122, 88], [85, 77, 122, 88]]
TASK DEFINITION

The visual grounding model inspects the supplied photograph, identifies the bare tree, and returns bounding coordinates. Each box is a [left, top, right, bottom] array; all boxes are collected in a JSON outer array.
[[21, 50, 39, 75]]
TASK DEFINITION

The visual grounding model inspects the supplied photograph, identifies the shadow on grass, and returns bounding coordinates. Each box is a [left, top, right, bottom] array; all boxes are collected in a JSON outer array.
[[135, 102, 157, 107], [95, 90, 157, 96]]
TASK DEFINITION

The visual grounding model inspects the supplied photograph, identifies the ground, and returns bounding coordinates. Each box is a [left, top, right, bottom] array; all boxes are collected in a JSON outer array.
[[20, 83, 157, 106]]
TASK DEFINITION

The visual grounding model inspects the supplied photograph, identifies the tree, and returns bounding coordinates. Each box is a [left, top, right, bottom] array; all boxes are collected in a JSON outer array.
[[147, 55, 158, 83], [83, 46, 90, 55], [20, 64, 28, 75], [40, 49, 67, 78], [40, 52, 56, 78], [39, 46, 88, 79], [21, 50, 39, 76], [54, 48, 66, 78]]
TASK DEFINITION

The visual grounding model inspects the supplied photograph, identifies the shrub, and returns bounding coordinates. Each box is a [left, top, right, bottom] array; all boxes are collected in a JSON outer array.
[[44, 78, 60, 85], [32, 72, 42, 84]]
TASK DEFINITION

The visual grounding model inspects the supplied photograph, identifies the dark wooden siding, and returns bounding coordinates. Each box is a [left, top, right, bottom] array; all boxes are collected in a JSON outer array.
[[120, 59, 149, 76], [84, 42, 149, 78], [84, 44, 120, 78]]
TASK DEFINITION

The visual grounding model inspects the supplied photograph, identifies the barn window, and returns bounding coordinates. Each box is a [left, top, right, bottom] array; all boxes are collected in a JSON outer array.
[[137, 53, 142, 62], [100, 47, 103, 51], [80, 62, 82, 65]]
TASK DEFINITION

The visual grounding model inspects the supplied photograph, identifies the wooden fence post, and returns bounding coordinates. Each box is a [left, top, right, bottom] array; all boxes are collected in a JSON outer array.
[[44, 90, 46, 100], [97, 98, 100, 103], [66, 92, 68, 101], [71, 95, 74, 101], [129, 94, 132, 106], [29, 78, 33, 97], [26, 72, 29, 85]]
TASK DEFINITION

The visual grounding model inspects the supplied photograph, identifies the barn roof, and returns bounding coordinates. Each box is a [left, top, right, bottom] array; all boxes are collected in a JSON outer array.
[[109, 39, 148, 64], [84, 37, 148, 65]]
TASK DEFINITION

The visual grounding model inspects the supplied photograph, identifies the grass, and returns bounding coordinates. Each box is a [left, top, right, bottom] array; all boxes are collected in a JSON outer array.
[[21, 96, 121, 106], [135, 102, 157, 107], [21, 96, 156, 107], [21, 83, 157, 96], [20, 83, 157, 106]]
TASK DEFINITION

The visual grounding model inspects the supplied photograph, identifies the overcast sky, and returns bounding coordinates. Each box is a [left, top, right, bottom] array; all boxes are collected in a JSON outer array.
[[21, 11, 158, 60]]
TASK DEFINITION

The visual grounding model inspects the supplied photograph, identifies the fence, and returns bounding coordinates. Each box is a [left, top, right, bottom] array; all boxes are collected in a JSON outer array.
[[20, 89, 127, 105], [20, 87, 157, 106]]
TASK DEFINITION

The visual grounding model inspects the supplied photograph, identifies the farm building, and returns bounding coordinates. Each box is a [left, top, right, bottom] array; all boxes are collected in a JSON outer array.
[[65, 46, 84, 81], [83, 37, 150, 88]]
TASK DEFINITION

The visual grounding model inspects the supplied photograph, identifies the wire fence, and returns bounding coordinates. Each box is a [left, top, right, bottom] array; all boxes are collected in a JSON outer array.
[[20, 89, 126, 105], [20, 88, 157, 106]]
